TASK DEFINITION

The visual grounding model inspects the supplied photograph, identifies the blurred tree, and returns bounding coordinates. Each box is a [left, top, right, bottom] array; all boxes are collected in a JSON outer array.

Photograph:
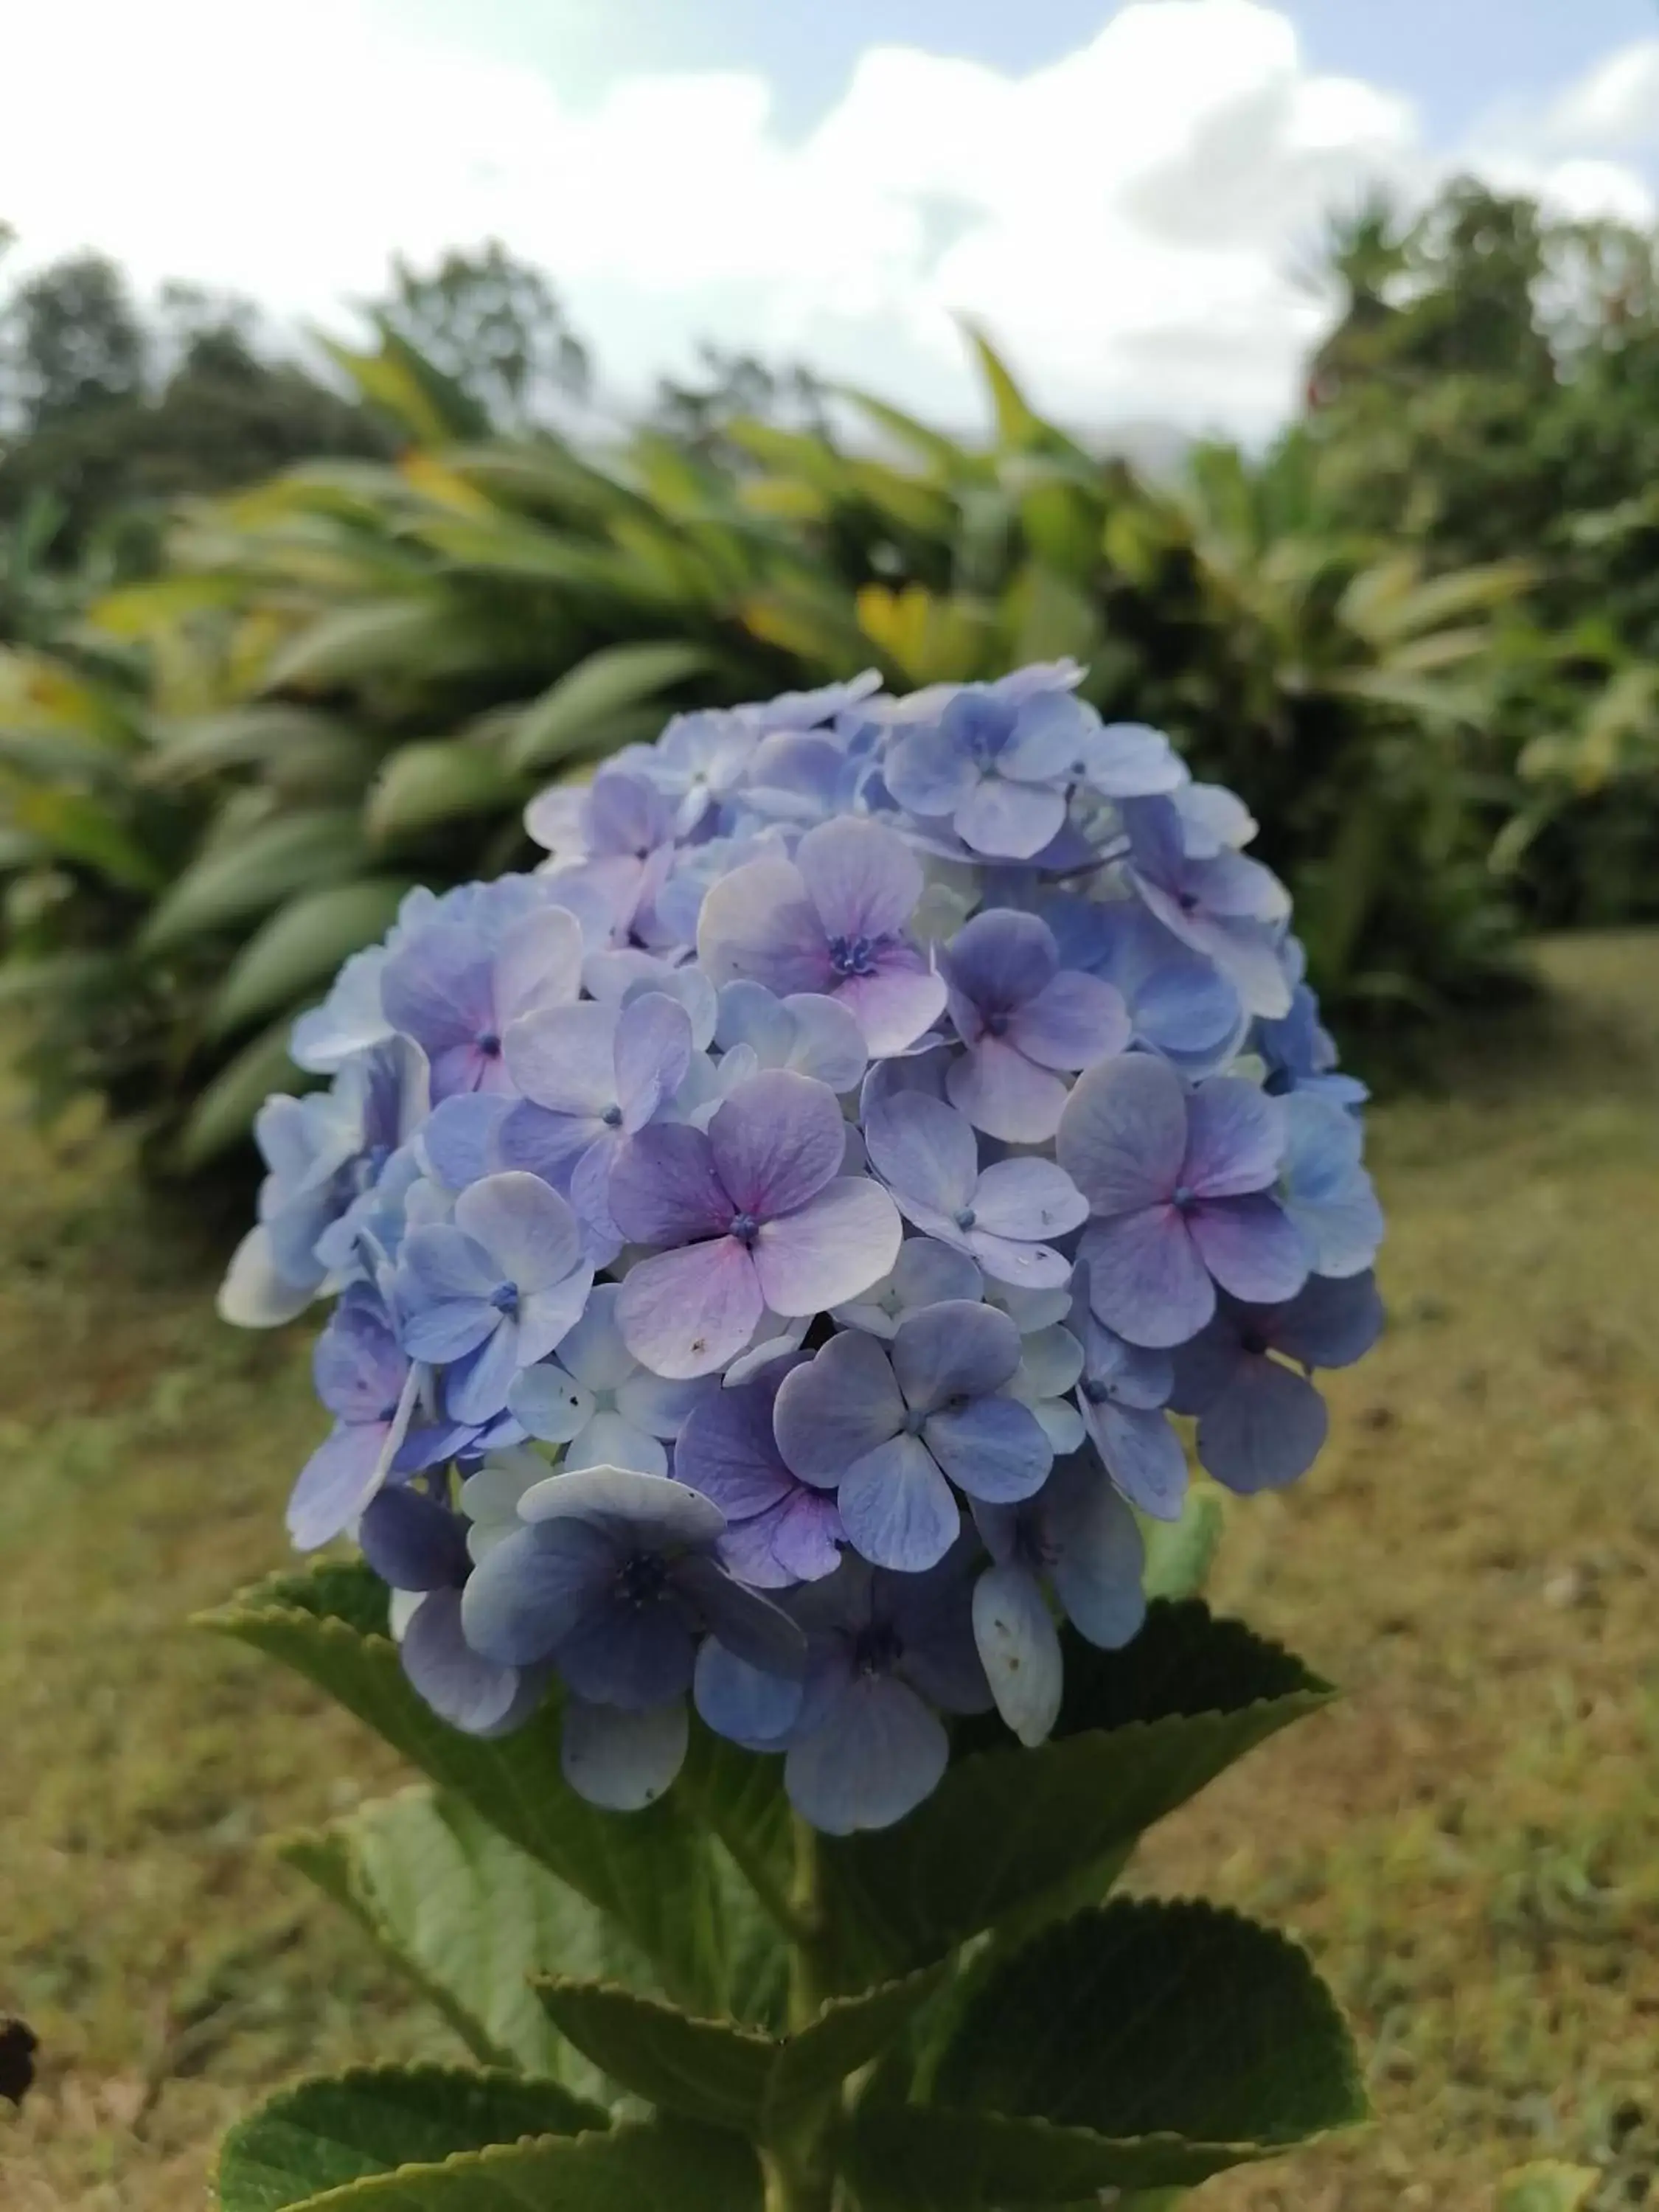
[[374, 241, 591, 426]]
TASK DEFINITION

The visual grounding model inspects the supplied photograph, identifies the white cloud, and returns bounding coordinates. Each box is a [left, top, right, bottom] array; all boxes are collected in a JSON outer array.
[[1543, 41, 1659, 152], [0, 0, 1654, 437]]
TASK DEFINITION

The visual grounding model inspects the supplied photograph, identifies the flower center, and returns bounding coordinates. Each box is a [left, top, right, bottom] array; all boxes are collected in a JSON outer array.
[[953, 1206, 977, 1231], [1176, 891, 1200, 916], [728, 1211, 761, 1245], [1171, 1186, 1195, 1212], [477, 1030, 502, 1058], [488, 1281, 519, 1315], [616, 1551, 669, 1607], [1239, 1329, 1268, 1357], [852, 1621, 903, 1676], [601, 1104, 624, 1128], [828, 933, 880, 979], [982, 1010, 1011, 1037], [1082, 1377, 1117, 1406]]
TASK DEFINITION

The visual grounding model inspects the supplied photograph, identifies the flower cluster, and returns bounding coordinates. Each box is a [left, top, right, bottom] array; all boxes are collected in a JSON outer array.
[[223, 663, 1384, 1834]]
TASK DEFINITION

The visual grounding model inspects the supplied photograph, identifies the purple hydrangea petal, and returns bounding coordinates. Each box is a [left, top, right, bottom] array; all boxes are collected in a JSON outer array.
[[946, 910, 1056, 1012], [1082, 1208, 1215, 1349], [1182, 1078, 1285, 1200], [753, 1176, 902, 1320], [1080, 720, 1186, 799], [948, 1035, 1068, 1143], [359, 1484, 471, 1590], [422, 1094, 513, 1189], [672, 1554, 804, 1680], [924, 1397, 1051, 1503], [891, 1298, 1022, 1413], [561, 1695, 689, 1810], [883, 720, 979, 818], [616, 1237, 765, 1379], [557, 1598, 698, 1711], [773, 1332, 907, 1487], [796, 816, 922, 942], [1197, 1357, 1328, 1493], [1057, 1051, 1186, 1216], [832, 953, 947, 1060], [838, 1434, 961, 1571], [1010, 972, 1130, 1073], [401, 1588, 526, 1736], [675, 1371, 797, 1520], [973, 1561, 1062, 1747], [863, 1089, 978, 1220], [698, 857, 833, 998], [708, 1069, 846, 1220], [1045, 1463, 1147, 1646], [608, 1123, 731, 1248], [495, 1103, 598, 1185], [1270, 1270, 1384, 1370], [1186, 1194, 1308, 1307], [615, 992, 694, 1132], [493, 905, 585, 1023], [786, 1672, 948, 1834]]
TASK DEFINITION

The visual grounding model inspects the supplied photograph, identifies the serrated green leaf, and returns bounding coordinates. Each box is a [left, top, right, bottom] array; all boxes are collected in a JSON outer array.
[[236, 2115, 759, 2212], [1138, 1489, 1225, 1602], [174, 1018, 308, 1169], [199, 1568, 726, 2009], [818, 1604, 1331, 1980], [534, 1964, 946, 2136], [218, 2064, 604, 2211], [366, 741, 515, 844], [282, 1786, 650, 2090], [843, 2107, 1273, 2208], [934, 1899, 1366, 2146], [506, 644, 710, 773], [208, 880, 411, 1038], [142, 807, 365, 950]]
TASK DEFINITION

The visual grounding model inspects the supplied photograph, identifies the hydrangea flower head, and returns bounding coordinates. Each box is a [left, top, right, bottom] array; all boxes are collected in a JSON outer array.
[[225, 662, 1385, 1832]]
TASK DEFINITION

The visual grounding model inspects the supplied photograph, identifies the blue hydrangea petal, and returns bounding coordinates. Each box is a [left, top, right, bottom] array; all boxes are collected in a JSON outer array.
[[956, 774, 1067, 860], [507, 1363, 591, 1444], [838, 1434, 961, 1571], [445, 1318, 526, 1426], [1044, 1461, 1147, 1646], [561, 1694, 689, 1811], [773, 1332, 906, 1488], [863, 1089, 979, 1220], [883, 719, 979, 819], [970, 1157, 1090, 1242], [695, 1638, 804, 1749], [1270, 1270, 1385, 1370], [786, 1673, 948, 1835], [1080, 1394, 1189, 1520], [359, 1484, 470, 1590], [1057, 1051, 1187, 1217], [453, 1173, 585, 1296], [1196, 1356, 1329, 1494], [1187, 1194, 1308, 1307], [891, 1299, 1022, 1413], [948, 1034, 1068, 1143], [502, 1001, 618, 1116], [614, 992, 694, 1132], [400, 1587, 526, 1736], [973, 1561, 1062, 1747], [608, 1122, 731, 1248], [1082, 1208, 1216, 1349], [708, 1069, 847, 1220], [461, 1519, 619, 1667], [672, 1555, 805, 1680], [1183, 1078, 1285, 1200], [557, 1596, 698, 1711], [795, 816, 922, 942], [945, 908, 1057, 1012], [751, 1176, 902, 1319], [1011, 971, 1130, 1074], [925, 1397, 1051, 1504], [287, 1420, 388, 1551]]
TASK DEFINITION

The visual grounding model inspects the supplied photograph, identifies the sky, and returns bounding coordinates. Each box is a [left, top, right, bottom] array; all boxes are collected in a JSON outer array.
[[6, 0, 1659, 437]]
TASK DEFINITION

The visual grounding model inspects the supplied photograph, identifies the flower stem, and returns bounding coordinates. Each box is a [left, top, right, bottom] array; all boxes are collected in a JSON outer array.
[[762, 1817, 838, 2212]]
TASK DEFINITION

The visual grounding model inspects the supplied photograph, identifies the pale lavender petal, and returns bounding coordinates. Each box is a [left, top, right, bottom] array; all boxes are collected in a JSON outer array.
[[786, 1674, 948, 1834], [948, 1034, 1068, 1143], [1183, 1078, 1285, 1198], [288, 1422, 386, 1551], [1010, 971, 1130, 1071], [503, 1002, 619, 1116], [454, 1173, 583, 1295], [973, 1562, 1062, 1746], [697, 856, 832, 996], [518, 1273, 594, 1367], [765, 1487, 846, 1583], [925, 1397, 1051, 1503], [518, 1467, 727, 1545], [956, 774, 1067, 860], [1057, 1051, 1186, 1215], [615, 992, 694, 1132], [1197, 1357, 1328, 1493], [422, 1095, 512, 1189], [970, 1157, 1090, 1241], [446, 1317, 524, 1425], [964, 1226, 1074, 1291], [616, 1238, 764, 1379], [382, 925, 493, 1056], [883, 719, 978, 818], [562, 1408, 667, 1478], [863, 1090, 978, 1219], [495, 1102, 599, 1184], [1002, 689, 1093, 781], [781, 993, 869, 1091], [1018, 1324, 1085, 1401], [494, 905, 585, 1025], [608, 1123, 731, 1247], [1188, 1194, 1308, 1306], [891, 1299, 1022, 1412], [509, 1363, 591, 1444], [1081, 719, 1186, 799], [838, 1433, 961, 1571], [796, 816, 922, 940], [561, 1695, 688, 1811], [751, 1177, 902, 1318], [707, 1069, 846, 1219], [832, 953, 947, 1059], [1082, 1207, 1215, 1349], [773, 1332, 907, 1487]]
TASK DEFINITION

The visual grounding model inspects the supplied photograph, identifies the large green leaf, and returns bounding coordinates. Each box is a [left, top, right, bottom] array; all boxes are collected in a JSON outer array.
[[200, 1566, 727, 2008], [143, 706, 375, 790], [507, 644, 712, 773], [142, 807, 366, 950], [208, 879, 411, 1038], [366, 740, 516, 844], [534, 1963, 945, 2135], [282, 1785, 649, 2087], [1138, 1486, 1225, 1603], [818, 1604, 1332, 1980], [174, 1018, 307, 1169], [218, 2065, 604, 2211], [6, 785, 168, 892], [262, 602, 490, 692], [847, 1899, 1364, 2205]]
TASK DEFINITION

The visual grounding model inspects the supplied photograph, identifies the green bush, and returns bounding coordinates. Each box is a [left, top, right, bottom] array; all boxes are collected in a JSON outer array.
[[0, 321, 1526, 1173]]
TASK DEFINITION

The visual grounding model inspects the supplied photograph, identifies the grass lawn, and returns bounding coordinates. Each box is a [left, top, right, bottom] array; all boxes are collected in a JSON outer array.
[[2, 933, 1658, 2211]]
